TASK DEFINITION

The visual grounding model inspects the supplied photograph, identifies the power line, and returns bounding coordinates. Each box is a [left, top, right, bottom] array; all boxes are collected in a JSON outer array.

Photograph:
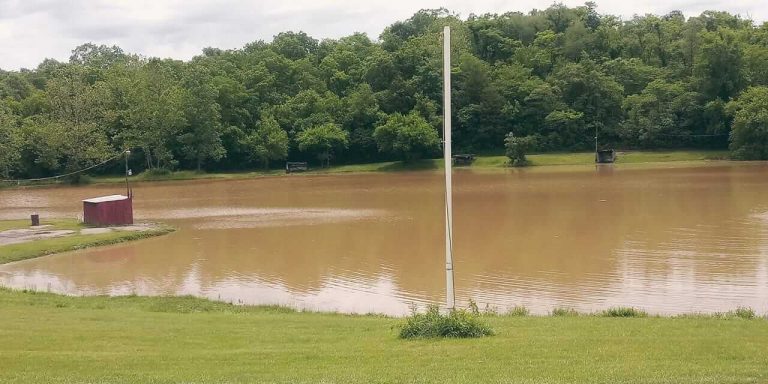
[[0, 150, 127, 184], [653, 133, 729, 137]]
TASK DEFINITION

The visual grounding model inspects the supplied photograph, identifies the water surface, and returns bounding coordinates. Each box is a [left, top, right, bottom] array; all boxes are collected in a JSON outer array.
[[1, 163, 767, 315]]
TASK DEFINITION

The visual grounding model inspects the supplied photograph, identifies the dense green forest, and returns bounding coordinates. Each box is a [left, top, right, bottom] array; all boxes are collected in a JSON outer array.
[[1, 3, 768, 178]]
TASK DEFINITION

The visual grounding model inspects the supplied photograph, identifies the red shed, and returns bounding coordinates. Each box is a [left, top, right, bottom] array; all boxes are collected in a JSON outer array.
[[82, 195, 133, 226]]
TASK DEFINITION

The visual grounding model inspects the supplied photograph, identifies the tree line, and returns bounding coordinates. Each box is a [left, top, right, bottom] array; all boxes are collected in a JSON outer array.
[[1, 3, 768, 179]]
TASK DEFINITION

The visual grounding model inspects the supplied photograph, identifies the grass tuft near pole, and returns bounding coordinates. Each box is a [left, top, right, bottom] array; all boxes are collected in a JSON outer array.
[[399, 304, 494, 339]]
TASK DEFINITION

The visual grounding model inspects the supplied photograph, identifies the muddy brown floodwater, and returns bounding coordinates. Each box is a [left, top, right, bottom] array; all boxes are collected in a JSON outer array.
[[1, 163, 767, 315]]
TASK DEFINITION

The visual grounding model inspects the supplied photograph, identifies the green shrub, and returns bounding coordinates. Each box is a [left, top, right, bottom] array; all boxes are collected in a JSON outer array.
[[399, 305, 494, 339], [67, 174, 93, 185], [675, 307, 761, 319], [551, 307, 579, 317], [504, 133, 537, 167], [140, 168, 176, 180], [600, 307, 647, 318], [732, 307, 756, 319], [507, 306, 530, 317]]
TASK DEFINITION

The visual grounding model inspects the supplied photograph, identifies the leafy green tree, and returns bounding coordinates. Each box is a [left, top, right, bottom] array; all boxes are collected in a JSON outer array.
[[455, 54, 507, 150], [297, 123, 349, 167], [44, 65, 112, 126], [119, 59, 186, 169], [0, 107, 21, 178], [695, 29, 745, 101], [18, 118, 111, 180], [272, 90, 341, 137], [0, 72, 34, 101], [620, 80, 701, 147], [602, 58, 662, 95], [341, 84, 386, 161], [178, 65, 225, 171], [319, 33, 378, 96], [562, 20, 593, 60], [505, 133, 537, 167], [271, 31, 318, 60], [727, 86, 768, 159], [4, 5, 768, 176], [744, 44, 768, 86], [542, 109, 585, 151], [243, 116, 289, 169], [373, 111, 439, 161], [69, 43, 128, 69], [550, 59, 624, 145]]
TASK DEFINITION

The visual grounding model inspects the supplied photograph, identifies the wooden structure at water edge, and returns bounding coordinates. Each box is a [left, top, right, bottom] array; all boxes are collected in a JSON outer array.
[[596, 149, 617, 164], [285, 162, 308, 173], [83, 195, 133, 226], [452, 154, 476, 166]]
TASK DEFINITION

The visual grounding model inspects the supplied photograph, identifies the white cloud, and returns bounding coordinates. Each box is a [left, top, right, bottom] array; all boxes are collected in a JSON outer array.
[[0, 0, 765, 70]]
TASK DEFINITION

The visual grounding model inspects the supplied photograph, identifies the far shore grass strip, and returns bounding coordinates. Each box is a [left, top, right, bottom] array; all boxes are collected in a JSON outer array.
[[1, 149, 732, 189]]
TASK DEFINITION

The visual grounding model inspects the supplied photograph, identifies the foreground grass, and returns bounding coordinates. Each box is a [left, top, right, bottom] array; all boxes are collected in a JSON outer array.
[[0, 288, 766, 383], [0, 219, 174, 265]]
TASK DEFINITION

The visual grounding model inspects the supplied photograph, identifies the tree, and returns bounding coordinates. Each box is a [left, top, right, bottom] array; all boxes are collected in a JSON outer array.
[[243, 116, 289, 169], [4, 5, 768, 177], [69, 43, 128, 70], [505, 133, 537, 166], [341, 84, 386, 162], [297, 123, 349, 167], [542, 109, 585, 151], [695, 29, 745, 101], [455, 54, 507, 150], [620, 80, 699, 147], [271, 90, 341, 137], [373, 111, 439, 161], [0, 107, 20, 178], [549, 59, 624, 145], [271, 31, 318, 60], [178, 65, 225, 171], [727, 86, 768, 160], [18, 118, 111, 181], [119, 59, 186, 169]]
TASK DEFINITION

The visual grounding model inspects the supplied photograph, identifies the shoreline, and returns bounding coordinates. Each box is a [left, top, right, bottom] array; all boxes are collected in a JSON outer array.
[[0, 150, 737, 189], [0, 287, 763, 319], [0, 219, 175, 265]]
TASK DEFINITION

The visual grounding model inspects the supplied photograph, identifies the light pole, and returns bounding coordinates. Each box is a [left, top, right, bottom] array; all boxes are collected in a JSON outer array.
[[443, 26, 455, 311], [124, 149, 131, 197], [594, 125, 599, 163]]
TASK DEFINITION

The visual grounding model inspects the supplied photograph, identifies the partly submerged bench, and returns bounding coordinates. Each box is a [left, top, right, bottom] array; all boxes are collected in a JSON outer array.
[[596, 149, 617, 164], [452, 154, 476, 166], [285, 162, 309, 173]]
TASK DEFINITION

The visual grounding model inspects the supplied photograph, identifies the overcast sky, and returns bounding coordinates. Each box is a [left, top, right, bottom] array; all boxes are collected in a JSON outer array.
[[0, 0, 765, 71]]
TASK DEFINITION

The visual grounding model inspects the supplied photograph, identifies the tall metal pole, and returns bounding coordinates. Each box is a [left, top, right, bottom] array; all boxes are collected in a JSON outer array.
[[124, 149, 130, 197], [443, 26, 455, 311], [594, 125, 599, 163]]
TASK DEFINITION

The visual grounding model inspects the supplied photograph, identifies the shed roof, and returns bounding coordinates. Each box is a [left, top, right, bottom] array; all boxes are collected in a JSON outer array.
[[82, 195, 129, 204]]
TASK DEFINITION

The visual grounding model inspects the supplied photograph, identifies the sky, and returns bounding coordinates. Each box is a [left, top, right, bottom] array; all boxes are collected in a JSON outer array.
[[0, 0, 765, 71]]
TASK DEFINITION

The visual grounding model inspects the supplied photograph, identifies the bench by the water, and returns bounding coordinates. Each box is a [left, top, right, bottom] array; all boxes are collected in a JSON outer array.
[[595, 149, 617, 164], [285, 162, 308, 173], [452, 154, 475, 166]]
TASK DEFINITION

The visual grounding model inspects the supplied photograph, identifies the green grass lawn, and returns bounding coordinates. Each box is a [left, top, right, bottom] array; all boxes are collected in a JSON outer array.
[[0, 219, 174, 265], [0, 288, 765, 383]]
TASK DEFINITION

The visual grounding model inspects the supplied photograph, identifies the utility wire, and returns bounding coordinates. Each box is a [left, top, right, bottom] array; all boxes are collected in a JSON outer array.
[[652, 133, 729, 137], [0, 150, 127, 184]]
